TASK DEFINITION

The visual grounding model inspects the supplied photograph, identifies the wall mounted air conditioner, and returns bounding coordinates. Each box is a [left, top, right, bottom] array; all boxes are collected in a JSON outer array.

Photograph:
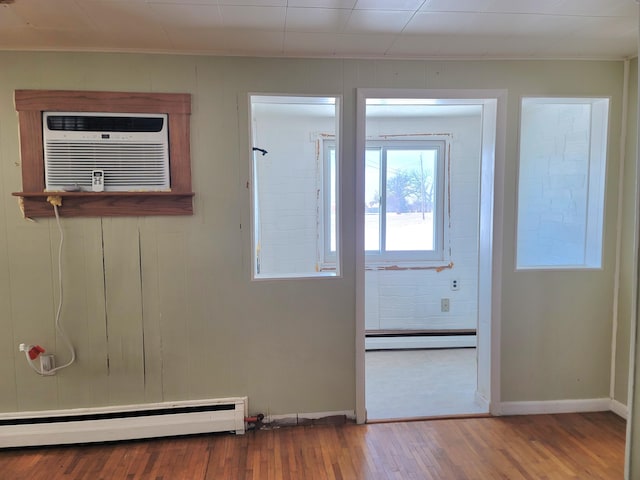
[[43, 112, 170, 192]]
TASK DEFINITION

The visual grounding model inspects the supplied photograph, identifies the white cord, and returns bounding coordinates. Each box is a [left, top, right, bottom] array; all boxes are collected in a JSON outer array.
[[22, 204, 76, 376]]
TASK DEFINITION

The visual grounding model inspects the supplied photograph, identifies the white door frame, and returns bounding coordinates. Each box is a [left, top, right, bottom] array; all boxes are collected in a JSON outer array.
[[355, 88, 507, 423]]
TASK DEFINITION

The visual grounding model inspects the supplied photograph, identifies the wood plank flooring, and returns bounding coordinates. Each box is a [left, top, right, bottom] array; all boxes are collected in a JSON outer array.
[[0, 412, 625, 479]]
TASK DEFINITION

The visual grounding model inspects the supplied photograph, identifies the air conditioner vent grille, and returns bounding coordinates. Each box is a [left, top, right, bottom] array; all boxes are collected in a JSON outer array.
[[45, 142, 169, 189], [43, 112, 170, 192]]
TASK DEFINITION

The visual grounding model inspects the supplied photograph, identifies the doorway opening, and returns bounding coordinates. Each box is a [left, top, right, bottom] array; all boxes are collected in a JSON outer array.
[[355, 90, 505, 422]]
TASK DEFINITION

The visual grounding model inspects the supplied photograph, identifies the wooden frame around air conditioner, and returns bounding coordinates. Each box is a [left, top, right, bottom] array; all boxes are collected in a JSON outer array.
[[12, 89, 194, 217]]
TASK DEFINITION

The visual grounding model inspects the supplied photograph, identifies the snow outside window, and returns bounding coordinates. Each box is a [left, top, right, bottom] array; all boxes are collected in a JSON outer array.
[[363, 140, 447, 264]]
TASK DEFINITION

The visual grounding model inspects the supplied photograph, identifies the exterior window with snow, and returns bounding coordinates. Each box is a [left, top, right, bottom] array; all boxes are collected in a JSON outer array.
[[362, 140, 447, 263], [516, 97, 609, 270], [250, 94, 340, 279]]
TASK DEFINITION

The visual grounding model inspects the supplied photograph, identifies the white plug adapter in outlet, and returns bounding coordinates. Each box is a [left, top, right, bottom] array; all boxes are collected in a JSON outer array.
[[40, 354, 55, 374]]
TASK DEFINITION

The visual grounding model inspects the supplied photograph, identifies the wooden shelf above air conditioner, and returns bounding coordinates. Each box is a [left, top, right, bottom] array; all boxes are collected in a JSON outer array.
[[11, 191, 196, 217], [13, 89, 194, 218]]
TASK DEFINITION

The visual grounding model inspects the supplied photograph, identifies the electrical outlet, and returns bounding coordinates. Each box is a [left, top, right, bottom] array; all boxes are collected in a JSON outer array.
[[40, 354, 55, 374], [441, 298, 450, 312], [451, 279, 460, 291]]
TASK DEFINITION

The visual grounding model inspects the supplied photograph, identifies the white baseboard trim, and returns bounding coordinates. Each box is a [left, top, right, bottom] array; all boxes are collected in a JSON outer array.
[[610, 399, 628, 419], [499, 398, 611, 416], [0, 397, 248, 448], [266, 410, 356, 425], [366, 335, 476, 350]]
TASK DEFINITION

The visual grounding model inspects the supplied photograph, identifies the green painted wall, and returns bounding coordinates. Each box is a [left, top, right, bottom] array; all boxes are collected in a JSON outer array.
[[0, 52, 628, 416]]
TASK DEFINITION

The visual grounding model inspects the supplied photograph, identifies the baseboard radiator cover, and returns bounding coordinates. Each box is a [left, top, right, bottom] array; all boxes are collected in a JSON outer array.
[[365, 330, 477, 350], [366, 335, 476, 350], [0, 397, 247, 448]]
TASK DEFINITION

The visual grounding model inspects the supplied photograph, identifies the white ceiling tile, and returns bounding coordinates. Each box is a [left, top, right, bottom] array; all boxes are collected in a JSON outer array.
[[477, 14, 577, 36], [330, 33, 396, 55], [482, 0, 564, 14], [164, 28, 229, 52], [11, 0, 92, 30], [345, 10, 414, 33], [403, 12, 466, 34], [36, 27, 172, 52], [547, 0, 636, 17], [0, 4, 28, 28], [283, 32, 339, 55], [568, 15, 637, 40], [77, 2, 158, 31], [218, 0, 287, 6], [220, 5, 286, 30], [146, 0, 216, 3], [286, 8, 351, 32], [0, 0, 635, 59], [384, 34, 445, 56], [287, 0, 357, 7], [423, 0, 637, 16], [354, 0, 424, 10], [223, 29, 284, 54], [404, 12, 581, 36], [434, 34, 545, 58], [75, 2, 171, 48], [148, 3, 223, 28], [88, 29, 174, 51], [419, 0, 496, 13], [44, 28, 150, 51]]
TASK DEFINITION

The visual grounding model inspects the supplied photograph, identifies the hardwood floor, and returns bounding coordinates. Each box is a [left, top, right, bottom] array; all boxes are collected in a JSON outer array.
[[0, 412, 625, 479]]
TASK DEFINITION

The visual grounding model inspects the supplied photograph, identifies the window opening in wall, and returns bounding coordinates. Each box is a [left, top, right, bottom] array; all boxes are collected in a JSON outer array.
[[250, 94, 340, 279], [516, 97, 609, 270]]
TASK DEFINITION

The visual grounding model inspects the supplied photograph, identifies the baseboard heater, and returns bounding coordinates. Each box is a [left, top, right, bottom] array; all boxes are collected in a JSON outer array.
[[365, 329, 477, 350], [0, 397, 247, 448]]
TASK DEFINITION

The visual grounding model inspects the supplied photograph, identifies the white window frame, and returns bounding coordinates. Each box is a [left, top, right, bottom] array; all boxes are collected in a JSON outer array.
[[364, 139, 448, 265], [322, 137, 449, 267]]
